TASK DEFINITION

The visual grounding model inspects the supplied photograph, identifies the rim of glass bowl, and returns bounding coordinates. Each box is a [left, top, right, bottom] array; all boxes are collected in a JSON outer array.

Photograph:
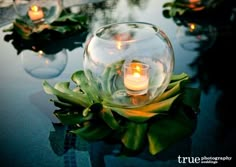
[[94, 21, 163, 44], [91, 21, 175, 69]]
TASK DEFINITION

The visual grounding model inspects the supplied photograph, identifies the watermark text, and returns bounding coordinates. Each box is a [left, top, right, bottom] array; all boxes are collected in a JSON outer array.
[[178, 155, 232, 164]]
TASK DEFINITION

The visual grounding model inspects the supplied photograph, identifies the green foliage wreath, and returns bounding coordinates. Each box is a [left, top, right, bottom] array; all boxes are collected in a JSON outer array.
[[43, 71, 200, 155]]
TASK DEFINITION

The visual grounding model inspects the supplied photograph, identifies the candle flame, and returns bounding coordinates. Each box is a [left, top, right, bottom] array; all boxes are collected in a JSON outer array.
[[133, 72, 141, 78], [124, 62, 149, 94], [133, 65, 142, 77], [129, 63, 143, 77], [135, 65, 141, 72], [30, 5, 40, 12]]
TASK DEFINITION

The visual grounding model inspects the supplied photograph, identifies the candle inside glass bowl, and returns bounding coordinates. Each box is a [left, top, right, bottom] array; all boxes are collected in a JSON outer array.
[[124, 62, 150, 96], [28, 5, 44, 21], [13, 0, 62, 25], [83, 22, 175, 108]]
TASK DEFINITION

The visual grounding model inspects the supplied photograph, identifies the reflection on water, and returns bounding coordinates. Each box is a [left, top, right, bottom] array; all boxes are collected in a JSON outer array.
[[49, 123, 89, 156], [187, 1, 236, 157], [21, 49, 68, 79], [163, 1, 236, 149], [176, 23, 217, 51], [163, 0, 235, 52], [48, 123, 192, 167]]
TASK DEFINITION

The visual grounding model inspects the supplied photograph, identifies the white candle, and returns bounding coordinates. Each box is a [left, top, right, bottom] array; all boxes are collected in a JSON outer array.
[[124, 74, 149, 90], [124, 62, 149, 95], [28, 5, 44, 21]]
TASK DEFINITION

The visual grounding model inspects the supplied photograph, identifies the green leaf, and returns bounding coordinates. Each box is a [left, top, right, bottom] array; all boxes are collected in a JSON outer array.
[[82, 107, 91, 117], [50, 99, 73, 108], [169, 8, 178, 17], [71, 70, 85, 85], [71, 71, 100, 102], [148, 109, 196, 155], [154, 82, 181, 102], [42, 80, 90, 107], [109, 94, 180, 122], [167, 75, 189, 90], [110, 107, 158, 123], [163, 2, 174, 8], [2, 24, 14, 32], [170, 73, 188, 82], [162, 10, 171, 18], [55, 13, 87, 23], [13, 21, 32, 39], [50, 25, 72, 33], [54, 82, 83, 98], [122, 122, 148, 151], [100, 107, 120, 130], [176, 8, 186, 15], [54, 109, 93, 125], [71, 121, 112, 140], [142, 94, 180, 113]]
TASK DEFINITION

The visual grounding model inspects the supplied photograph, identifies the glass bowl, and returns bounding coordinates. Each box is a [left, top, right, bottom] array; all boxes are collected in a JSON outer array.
[[83, 22, 175, 108], [13, 0, 62, 25]]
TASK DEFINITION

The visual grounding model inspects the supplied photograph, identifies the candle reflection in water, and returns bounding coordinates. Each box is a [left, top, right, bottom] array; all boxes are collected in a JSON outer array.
[[189, 23, 196, 32], [176, 23, 217, 51]]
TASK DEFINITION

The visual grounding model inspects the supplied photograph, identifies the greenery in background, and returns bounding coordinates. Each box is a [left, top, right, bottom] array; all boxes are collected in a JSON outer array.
[[163, 0, 205, 19], [162, 0, 226, 26], [43, 70, 201, 156], [2, 10, 89, 54]]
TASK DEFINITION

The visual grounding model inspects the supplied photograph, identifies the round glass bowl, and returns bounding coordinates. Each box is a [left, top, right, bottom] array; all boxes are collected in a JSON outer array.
[[83, 22, 175, 108], [21, 49, 67, 79], [13, 0, 62, 24]]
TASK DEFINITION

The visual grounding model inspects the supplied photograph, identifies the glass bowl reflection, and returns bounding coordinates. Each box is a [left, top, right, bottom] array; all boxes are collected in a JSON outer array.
[[21, 49, 67, 79]]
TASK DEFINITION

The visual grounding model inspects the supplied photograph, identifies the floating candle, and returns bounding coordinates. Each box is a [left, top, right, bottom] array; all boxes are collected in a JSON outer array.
[[124, 62, 149, 95], [28, 5, 44, 21]]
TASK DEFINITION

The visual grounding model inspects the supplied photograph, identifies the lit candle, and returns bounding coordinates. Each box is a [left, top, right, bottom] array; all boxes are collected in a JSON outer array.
[[124, 62, 149, 95], [28, 5, 44, 21]]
